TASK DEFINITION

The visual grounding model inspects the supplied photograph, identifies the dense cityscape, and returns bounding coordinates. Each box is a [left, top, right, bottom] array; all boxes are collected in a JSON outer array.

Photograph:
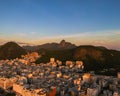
[[0, 0, 120, 96], [0, 52, 120, 96]]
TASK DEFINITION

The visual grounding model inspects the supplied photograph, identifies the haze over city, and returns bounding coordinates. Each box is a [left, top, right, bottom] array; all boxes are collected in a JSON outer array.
[[0, 0, 120, 50]]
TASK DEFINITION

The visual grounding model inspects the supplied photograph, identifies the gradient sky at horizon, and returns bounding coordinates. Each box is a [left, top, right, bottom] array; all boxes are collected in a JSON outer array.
[[0, 0, 120, 50]]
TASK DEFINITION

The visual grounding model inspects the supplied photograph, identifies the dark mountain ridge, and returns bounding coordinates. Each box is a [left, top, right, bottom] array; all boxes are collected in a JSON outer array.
[[0, 41, 120, 76], [0, 42, 27, 60], [35, 45, 120, 74], [23, 40, 76, 51]]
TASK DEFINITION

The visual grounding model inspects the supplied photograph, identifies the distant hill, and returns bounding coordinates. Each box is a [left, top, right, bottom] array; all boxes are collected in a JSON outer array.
[[23, 40, 76, 51], [0, 42, 27, 60], [36, 45, 120, 73], [0, 41, 120, 75], [73, 45, 120, 71]]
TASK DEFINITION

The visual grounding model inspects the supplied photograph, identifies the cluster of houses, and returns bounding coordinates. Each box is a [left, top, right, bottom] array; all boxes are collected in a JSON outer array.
[[0, 52, 120, 96]]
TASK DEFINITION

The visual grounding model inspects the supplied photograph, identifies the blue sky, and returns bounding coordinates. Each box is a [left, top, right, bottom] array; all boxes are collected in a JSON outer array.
[[0, 0, 120, 50]]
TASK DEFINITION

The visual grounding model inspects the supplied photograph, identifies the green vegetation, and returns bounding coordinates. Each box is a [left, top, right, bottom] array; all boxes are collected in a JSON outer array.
[[0, 41, 120, 76], [36, 45, 120, 75], [36, 49, 74, 63]]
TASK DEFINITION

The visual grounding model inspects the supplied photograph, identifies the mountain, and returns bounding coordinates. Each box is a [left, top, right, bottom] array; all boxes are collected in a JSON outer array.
[[36, 45, 120, 74], [73, 45, 120, 70], [0, 41, 120, 75], [0, 42, 27, 60], [23, 40, 76, 51]]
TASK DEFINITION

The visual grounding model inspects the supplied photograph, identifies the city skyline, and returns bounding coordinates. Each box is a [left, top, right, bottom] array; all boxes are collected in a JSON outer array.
[[0, 0, 120, 50]]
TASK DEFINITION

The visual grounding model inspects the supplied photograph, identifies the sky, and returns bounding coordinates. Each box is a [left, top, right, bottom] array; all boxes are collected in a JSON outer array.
[[0, 0, 120, 50]]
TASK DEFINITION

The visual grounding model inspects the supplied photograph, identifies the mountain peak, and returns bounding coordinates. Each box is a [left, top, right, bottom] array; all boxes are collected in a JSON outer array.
[[23, 40, 76, 51], [5, 41, 18, 45], [0, 42, 27, 60], [60, 39, 66, 47]]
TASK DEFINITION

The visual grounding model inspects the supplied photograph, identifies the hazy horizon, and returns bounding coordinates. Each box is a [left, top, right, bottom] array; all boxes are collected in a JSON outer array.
[[0, 0, 120, 50]]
